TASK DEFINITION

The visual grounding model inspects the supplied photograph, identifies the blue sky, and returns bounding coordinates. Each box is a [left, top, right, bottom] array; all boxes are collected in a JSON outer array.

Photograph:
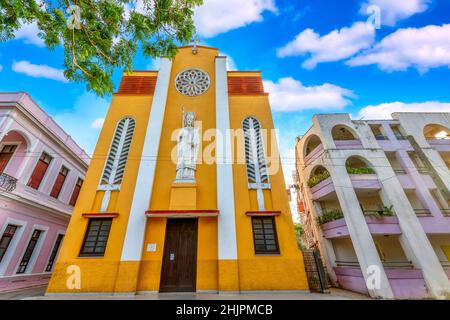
[[1, 0, 450, 183]]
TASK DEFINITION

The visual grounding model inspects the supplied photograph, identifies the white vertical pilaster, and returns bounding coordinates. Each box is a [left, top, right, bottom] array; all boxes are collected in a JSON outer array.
[[215, 57, 238, 260], [120, 58, 172, 261]]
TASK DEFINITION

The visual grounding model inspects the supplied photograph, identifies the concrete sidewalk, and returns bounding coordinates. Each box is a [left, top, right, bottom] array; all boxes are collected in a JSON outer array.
[[1, 287, 371, 300]]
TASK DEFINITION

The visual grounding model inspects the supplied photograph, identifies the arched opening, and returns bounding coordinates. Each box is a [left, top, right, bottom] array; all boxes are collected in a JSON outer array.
[[307, 165, 331, 188], [304, 134, 323, 158], [331, 125, 358, 141], [423, 124, 450, 140], [345, 156, 375, 174], [0, 130, 29, 177]]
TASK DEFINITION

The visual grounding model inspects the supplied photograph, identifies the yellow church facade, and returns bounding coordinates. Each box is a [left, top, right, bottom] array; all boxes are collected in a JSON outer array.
[[46, 46, 308, 295]]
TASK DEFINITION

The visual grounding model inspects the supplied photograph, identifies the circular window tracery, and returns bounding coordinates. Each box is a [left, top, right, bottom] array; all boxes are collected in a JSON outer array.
[[175, 69, 210, 96]]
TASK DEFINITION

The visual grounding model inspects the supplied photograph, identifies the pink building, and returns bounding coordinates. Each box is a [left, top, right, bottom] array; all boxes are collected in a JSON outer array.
[[0, 92, 89, 291]]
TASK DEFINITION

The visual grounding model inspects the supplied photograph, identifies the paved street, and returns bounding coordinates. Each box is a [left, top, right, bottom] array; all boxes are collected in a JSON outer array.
[[0, 286, 370, 300]]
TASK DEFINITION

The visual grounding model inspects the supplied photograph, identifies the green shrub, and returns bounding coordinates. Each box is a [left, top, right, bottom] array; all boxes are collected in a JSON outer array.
[[317, 209, 344, 225], [345, 161, 375, 174], [307, 171, 331, 188], [346, 167, 376, 174]]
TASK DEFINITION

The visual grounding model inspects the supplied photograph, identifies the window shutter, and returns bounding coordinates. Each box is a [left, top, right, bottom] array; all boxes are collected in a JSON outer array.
[[101, 118, 135, 186], [0, 145, 17, 172], [114, 119, 135, 184], [243, 118, 256, 183], [50, 166, 69, 199], [69, 178, 83, 206], [243, 117, 269, 185], [27, 152, 52, 190]]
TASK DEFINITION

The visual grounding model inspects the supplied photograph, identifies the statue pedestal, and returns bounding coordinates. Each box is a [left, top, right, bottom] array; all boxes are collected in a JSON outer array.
[[169, 182, 197, 210]]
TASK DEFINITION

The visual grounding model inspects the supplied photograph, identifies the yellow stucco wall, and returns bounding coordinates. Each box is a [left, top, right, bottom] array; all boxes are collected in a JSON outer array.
[[47, 46, 308, 295], [47, 93, 154, 293], [229, 95, 309, 291]]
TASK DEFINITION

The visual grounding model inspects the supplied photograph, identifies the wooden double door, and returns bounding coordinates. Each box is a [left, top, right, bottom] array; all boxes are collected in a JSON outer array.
[[159, 218, 198, 292]]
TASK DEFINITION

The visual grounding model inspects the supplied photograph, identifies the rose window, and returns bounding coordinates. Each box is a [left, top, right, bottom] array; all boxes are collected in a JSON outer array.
[[175, 69, 210, 96]]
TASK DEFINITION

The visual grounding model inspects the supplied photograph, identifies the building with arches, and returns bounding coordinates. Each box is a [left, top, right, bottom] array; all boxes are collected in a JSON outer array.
[[46, 46, 308, 295], [0, 92, 89, 291], [295, 112, 450, 299]]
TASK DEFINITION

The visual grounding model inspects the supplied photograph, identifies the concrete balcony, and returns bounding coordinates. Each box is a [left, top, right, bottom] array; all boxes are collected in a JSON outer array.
[[311, 175, 380, 201], [428, 138, 450, 152], [304, 144, 324, 167], [333, 264, 430, 299], [321, 215, 401, 239], [377, 139, 412, 152], [417, 214, 450, 234], [334, 140, 363, 149], [395, 172, 436, 190]]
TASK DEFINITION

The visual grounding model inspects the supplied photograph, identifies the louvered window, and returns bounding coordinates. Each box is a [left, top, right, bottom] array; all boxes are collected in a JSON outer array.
[[101, 118, 135, 186], [243, 117, 269, 186]]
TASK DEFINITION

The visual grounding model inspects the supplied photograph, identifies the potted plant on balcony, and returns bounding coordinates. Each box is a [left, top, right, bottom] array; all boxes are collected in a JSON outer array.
[[345, 161, 375, 174], [307, 171, 331, 188], [317, 209, 344, 225], [380, 205, 395, 217]]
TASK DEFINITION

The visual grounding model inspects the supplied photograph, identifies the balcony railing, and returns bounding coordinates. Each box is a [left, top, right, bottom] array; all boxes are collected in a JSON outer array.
[[374, 134, 388, 140], [382, 261, 414, 269], [441, 209, 450, 216], [416, 167, 429, 174], [335, 260, 414, 269], [393, 169, 407, 175], [414, 209, 432, 216], [335, 261, 359, 267], [0, 172, 17, 192], [363, 209, 395, 217], [394, 134, 407, 140], [441, 261, 450, 268]]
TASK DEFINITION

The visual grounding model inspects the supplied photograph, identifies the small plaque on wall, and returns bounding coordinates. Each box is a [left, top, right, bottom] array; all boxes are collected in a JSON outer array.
[[147, 243, 157, 252]]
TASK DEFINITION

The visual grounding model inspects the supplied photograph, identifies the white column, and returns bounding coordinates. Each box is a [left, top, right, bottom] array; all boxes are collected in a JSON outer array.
[[329, 157, 394, 299], [215, 57, 238, 260], [120, 58, 172, 261]]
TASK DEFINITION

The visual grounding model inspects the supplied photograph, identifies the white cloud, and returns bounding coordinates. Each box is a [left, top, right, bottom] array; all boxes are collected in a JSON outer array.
[[14, 22, 45, 47], [263, 77, 356, 112], [52, 92, 109, 154], [91, 118, 105, 129], [347, 24, 450, 72], [361, 0, 431, 26], [194, 0, 277, 38], [12, 60, 68, 82], [357, 101, 450, 119], [277, 22, 375, 69]]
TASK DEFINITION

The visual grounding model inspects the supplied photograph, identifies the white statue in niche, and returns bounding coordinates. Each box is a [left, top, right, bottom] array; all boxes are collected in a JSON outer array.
[[175, 111, 200, 182]]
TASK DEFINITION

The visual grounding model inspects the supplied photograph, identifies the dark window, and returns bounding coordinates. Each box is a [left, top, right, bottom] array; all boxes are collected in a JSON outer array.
[[50, 166, 69, 199], [251, 217, 280, 254], [69, 178, 83, 206], [80, 219, 112, 257], [45, 234, 64, 272], [27, 152, 52, 190], [0, 145, 17, 172], [0, 224, 18, 263], [17, 229, 42, 274]]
